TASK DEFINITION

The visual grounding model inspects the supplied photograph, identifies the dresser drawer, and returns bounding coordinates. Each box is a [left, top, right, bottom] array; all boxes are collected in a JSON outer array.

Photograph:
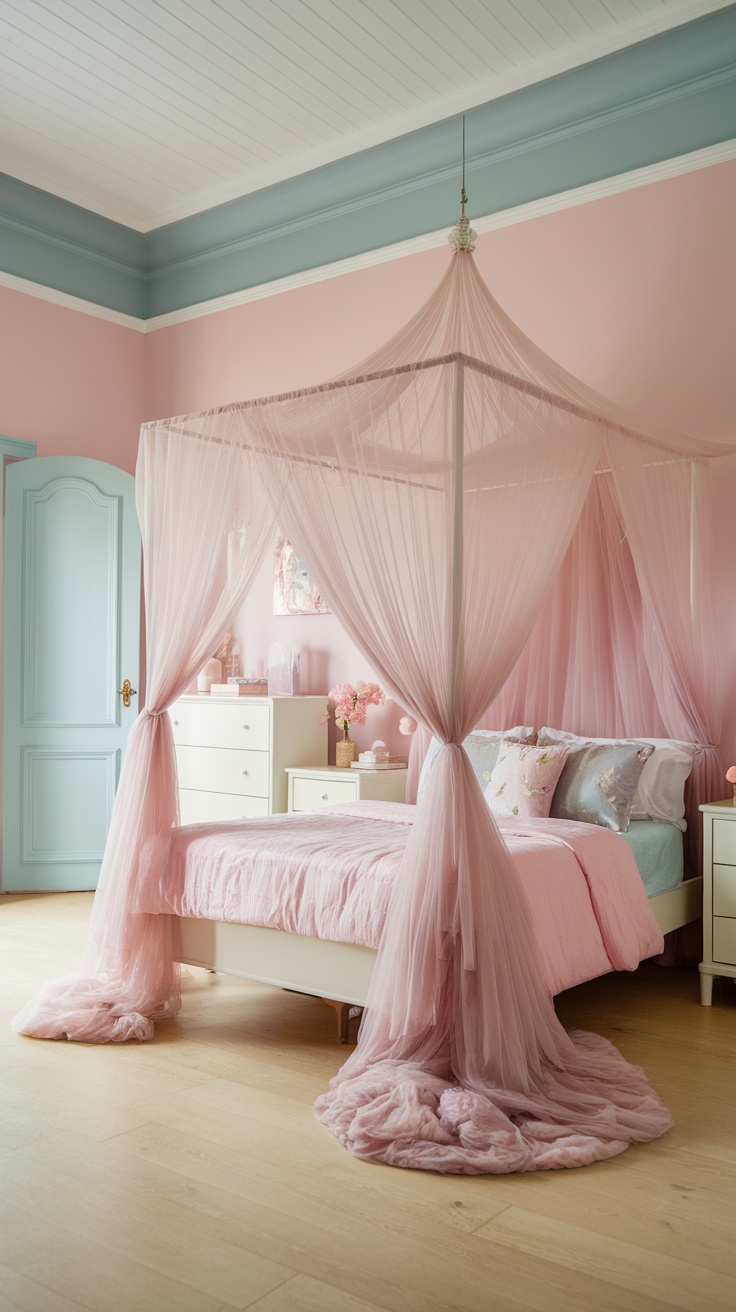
[[713, 916, 736, 966], [175, 745, 270, 797], [170, 700, 270, 752], [712, 817, 736, 865], [291, 775, 358, 811], [178, 790, 269, 824], [713, 864, 736, 917]]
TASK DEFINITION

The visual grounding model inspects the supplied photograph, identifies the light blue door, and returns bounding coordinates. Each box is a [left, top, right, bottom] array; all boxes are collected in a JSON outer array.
[[3, 457, 140, 890]]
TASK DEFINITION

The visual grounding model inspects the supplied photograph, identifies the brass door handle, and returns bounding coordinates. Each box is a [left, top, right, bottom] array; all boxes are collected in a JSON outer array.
[[117, 679, 137, 708]]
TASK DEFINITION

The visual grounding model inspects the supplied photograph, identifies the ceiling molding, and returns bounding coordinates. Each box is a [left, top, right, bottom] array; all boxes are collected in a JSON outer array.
[[5, 140, 733, 337], [0, 8, 733, 323], [142, 140, 736, 332], [0, 268, 146, 330], [0, 172, 145, 318]]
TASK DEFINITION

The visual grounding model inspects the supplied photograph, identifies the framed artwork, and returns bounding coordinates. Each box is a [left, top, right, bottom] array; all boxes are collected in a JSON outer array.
[[273, 536, 331, 616]]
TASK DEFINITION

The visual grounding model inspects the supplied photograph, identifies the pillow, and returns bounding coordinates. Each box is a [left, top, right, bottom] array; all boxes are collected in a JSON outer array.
[[544, 738, 655, 832], [464, 727, 536, 791], [538, 728, 695, 831], [485, 742, 570, 819], [628, 738, 696, 831], [416, 726, 535, 805]]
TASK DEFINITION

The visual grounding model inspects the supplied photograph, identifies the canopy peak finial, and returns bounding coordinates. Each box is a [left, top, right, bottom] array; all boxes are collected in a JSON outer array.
[[448, 115, 477, 252]]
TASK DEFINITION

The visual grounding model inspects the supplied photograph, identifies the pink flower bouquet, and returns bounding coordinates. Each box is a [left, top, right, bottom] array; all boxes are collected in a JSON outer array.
[[323, 680, 385, 739], [727, 765, 736, 803]]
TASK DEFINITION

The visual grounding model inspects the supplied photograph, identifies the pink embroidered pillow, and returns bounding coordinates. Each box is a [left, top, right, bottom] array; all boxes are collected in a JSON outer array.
[[485, 742, 569, 819]]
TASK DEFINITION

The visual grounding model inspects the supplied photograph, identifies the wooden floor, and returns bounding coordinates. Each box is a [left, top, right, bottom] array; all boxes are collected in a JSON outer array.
[[1, 894, 735, 1312]]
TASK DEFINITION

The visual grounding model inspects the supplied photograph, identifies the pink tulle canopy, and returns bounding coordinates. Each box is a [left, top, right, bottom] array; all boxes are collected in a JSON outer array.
[[14, 248, 734, 1173]]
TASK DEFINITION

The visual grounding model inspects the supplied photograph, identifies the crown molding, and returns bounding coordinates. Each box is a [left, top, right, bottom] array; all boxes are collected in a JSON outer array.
[[0, 173, 146, 319], [4, 140, 732, 337], [0, 7, 734, 323], [142, 7, 736, 316], [0, 269, 146, 331], [142, 141, 736, 331]]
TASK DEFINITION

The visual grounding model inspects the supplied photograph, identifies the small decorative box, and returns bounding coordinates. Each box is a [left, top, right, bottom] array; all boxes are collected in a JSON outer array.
[[357, 739, 390, 766], [211, 681, 268, 696]]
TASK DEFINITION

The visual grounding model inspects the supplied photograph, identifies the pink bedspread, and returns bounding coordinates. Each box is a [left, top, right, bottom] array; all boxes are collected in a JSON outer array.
[[148, 801, 663, 996]]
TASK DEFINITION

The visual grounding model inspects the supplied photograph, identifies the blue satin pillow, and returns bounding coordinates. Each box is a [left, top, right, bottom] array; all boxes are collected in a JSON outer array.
[[416, 727, 535, 805], [549, 741, 655, 831]]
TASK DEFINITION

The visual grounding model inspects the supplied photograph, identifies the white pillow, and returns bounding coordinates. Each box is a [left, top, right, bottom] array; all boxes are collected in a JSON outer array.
[[537, 728, 696, 831], [629, 737, 697, 830]]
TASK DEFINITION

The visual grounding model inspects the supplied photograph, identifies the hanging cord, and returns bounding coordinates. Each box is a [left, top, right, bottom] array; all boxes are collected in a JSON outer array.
[[448, 115, 477, 252]]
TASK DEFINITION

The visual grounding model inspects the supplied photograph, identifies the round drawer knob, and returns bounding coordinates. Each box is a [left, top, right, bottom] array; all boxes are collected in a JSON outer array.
[[242, 770, 249, 776], [243, 724, 250, 730], [322, 793, 329, 800]]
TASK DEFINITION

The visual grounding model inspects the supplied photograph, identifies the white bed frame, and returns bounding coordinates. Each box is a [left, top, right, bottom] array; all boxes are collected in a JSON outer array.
[[174, 876, 703, 1042]]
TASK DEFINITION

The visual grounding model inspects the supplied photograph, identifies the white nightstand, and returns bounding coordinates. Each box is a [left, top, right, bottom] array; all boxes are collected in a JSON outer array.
[[286, 764, 408, 813], [699, 800, 736, 1005]]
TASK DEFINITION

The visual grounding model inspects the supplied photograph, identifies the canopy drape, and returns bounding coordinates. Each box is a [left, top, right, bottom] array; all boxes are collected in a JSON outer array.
[[479, 462, 722, 877], [12, 428, 275, 1041], [14, 251, 732, 1173]]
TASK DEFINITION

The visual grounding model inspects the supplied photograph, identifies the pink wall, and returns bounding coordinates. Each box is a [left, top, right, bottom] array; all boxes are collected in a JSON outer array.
[[144, 158, 736, 765], [0, 285, 144, 472]]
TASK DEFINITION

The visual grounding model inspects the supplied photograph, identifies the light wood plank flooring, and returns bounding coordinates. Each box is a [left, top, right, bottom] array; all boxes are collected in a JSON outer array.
[[1, 892, 734, 1312]]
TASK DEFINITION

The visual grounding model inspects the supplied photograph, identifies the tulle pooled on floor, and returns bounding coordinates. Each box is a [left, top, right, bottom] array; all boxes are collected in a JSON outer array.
[[316, 751, 674, 1173]]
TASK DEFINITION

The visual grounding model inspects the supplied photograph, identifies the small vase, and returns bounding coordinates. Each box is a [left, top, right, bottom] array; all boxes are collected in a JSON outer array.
[[197, 657, 222, 694], [222, 647, 241, 681], [335, 736, 358, 769]]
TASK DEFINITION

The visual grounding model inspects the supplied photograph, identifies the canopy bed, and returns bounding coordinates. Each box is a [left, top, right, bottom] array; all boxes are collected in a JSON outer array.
[[166, 728, 702, 1042], [13, 201, 733, 1176]]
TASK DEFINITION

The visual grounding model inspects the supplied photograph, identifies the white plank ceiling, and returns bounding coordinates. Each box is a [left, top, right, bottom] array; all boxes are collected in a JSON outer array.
[[0, 0, 728, 230]]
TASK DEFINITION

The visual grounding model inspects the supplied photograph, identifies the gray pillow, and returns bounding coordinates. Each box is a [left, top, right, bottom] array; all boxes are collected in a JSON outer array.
[[550, 741, 655, 832], [416, 727, 535, 805], [464, 732, 515, 791]]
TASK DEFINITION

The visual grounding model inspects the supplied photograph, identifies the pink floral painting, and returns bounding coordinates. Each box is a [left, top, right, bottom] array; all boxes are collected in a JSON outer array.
[[273, 536, 331, 616]]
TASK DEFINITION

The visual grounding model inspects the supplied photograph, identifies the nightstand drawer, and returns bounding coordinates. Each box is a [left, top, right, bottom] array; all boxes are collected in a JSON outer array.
[[713, 865, 736, 917], [713, 916, 736, 966], [175, 745, 270, 797], [170, 700, 271, 751], [712, 817, 736, 865], [291, 775, 358, 811], [179, 790, 269, 824]]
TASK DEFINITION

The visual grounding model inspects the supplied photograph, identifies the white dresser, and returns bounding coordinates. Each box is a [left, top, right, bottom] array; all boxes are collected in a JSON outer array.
[[699, 800, 736, 1004], [287, 764, 408, 813], [170, 695, 327, 823]]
